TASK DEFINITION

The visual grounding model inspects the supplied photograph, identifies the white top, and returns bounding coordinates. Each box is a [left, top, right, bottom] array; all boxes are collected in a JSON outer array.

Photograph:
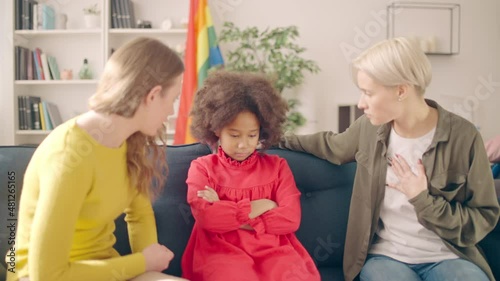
[[369, 126, 459, 263]]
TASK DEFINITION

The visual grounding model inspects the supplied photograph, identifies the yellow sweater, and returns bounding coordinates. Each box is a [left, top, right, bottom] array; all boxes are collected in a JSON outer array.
[[6, 118, 157, 281]]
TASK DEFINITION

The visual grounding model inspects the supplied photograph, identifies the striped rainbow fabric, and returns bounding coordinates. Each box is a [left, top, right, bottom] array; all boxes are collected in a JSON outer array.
[[174, 0, 224, 144]]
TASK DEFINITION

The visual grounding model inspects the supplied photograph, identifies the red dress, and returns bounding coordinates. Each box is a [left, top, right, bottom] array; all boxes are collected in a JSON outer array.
[[181, 147, 321, 281]]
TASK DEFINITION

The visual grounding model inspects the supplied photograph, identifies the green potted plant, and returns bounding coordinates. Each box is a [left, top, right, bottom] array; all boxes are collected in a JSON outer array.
[[218, 22, 320, 132]]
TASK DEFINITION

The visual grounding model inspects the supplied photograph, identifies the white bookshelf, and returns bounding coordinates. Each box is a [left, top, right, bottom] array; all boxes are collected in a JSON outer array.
[[14, 29, 102, 37], [108, 28, 187, 35], [7, 0, 188, 145], [16, 130, 51, 135], [14, 80, 99, 85]]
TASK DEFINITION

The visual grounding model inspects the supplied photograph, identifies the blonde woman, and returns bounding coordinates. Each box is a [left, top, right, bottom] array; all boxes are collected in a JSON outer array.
[[6, 38, 187, 281], [280, 37, 499, 281]]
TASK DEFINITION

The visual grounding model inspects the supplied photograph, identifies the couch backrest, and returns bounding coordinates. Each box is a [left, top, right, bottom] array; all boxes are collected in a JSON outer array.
[[0, 144, 357, 278]]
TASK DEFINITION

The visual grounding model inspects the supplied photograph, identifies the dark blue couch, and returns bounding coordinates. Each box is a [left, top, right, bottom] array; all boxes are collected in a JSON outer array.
[[1, 144, 499, 280]]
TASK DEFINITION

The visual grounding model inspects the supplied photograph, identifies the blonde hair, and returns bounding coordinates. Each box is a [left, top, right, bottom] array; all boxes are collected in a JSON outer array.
[[89, 37, 184, 196], [351, 37, 432, 94]]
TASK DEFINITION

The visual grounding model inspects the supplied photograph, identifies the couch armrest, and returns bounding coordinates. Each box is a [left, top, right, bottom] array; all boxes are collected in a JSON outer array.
[[0, 261, 6, 281], [480, 179, 500, 280], [494, 179, 500, 233], [481, 230, 500, 280]]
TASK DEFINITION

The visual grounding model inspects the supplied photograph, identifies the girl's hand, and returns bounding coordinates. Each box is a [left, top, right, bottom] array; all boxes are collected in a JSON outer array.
[[197, 186, 220, 203], [387, 154, 428, 199], [240, 224, 253, 230], [142, 243, 174, 272], [249, 199, 278, 219]]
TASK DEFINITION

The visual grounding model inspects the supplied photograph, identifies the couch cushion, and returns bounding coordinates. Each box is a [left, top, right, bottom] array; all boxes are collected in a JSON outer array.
[[318, 266, 344, 280], [114, 145, 357, 277]]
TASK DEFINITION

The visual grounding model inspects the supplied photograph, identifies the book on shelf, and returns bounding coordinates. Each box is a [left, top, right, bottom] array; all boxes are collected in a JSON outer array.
[[111, 0, 119, 28], [15, 0, 55, 30], [17, 96, 25, 130], [47, 56, 60, 80], [15, 0, 21, 30], [15, 47, 61, 80], [39, 101, 47, 130], [34, 48, 45, 80], [27, 49, 34, 80], [118, 0, 127, 28], [40, 53, 52, 80], [32, 98, 42, 129], [18, 96, 39, 130], [40, 4, 55, 30], [111, 0, 136, 29], [45, 102, 63, 128], [15, 47, 21, 80], [18, 0, 36, 30], [17, 96, 62, 131], [124, 0, 136, 28]]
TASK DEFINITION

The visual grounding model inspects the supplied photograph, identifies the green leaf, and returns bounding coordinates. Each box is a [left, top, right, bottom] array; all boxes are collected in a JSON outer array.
[[219, 21, 321, 131]]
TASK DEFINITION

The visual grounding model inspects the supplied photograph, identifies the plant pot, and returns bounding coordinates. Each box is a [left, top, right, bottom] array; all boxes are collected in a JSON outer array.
[[84, 14, 100, 29]]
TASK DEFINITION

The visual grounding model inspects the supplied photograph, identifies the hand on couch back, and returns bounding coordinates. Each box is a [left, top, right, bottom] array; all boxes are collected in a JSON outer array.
[[485, 135, 500, 163]]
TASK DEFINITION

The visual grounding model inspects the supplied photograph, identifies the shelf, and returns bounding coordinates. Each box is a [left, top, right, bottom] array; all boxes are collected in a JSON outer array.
[[15, 80, 99, 85], [14, 29, 101, 38], [109, 28, 187, 35], [16, 130, 51, 135], [424, 52, 456, 56], [387, 2, 460, 55]]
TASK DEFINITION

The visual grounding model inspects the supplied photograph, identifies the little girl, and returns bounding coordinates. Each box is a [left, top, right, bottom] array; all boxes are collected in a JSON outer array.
[[181, 71, 321, 281]]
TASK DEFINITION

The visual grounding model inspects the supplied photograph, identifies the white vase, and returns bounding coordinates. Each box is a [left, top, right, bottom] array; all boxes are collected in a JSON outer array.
[[84, 14, 100, 29], [56, 13, 67, 29]]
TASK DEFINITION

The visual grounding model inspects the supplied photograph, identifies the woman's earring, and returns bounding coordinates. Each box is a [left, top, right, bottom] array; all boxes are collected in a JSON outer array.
[[398, 97, 402, 102]]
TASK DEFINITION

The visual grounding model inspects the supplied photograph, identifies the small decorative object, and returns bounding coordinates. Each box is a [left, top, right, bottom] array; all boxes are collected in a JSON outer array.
[[418, 38, 429, 53], [78, 59, 93, 80], [175, 43, 185, 57], [56, 13, 68, 29], [179, 17, 188, 29], [83, 3, 100, 29], [426, 36, 437, 53], [417, 36, 437, 53], [161, 19, 173, 30], [137, 20, 152, 29], [61, 69, 73, 80]]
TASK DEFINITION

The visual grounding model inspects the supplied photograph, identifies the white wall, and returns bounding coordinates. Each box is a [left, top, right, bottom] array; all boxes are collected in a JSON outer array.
[[1, 0, 499, 145], [211, 0, 500, 140], [0, 0, 15, 145]]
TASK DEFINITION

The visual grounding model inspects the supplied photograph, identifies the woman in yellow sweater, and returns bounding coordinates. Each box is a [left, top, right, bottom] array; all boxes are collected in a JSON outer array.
[[6, 38, 187, 281]]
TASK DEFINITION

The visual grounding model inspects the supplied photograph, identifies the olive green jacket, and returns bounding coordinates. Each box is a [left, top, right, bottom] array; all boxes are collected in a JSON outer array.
[[280, 100, 500, 281]]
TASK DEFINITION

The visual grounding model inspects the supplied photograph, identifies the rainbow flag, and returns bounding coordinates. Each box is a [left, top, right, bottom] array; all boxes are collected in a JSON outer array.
[[174, 0, 224, 144]]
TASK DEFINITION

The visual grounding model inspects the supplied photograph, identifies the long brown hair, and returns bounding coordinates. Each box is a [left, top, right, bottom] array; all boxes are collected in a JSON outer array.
[[89, 37, 184, 196]]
